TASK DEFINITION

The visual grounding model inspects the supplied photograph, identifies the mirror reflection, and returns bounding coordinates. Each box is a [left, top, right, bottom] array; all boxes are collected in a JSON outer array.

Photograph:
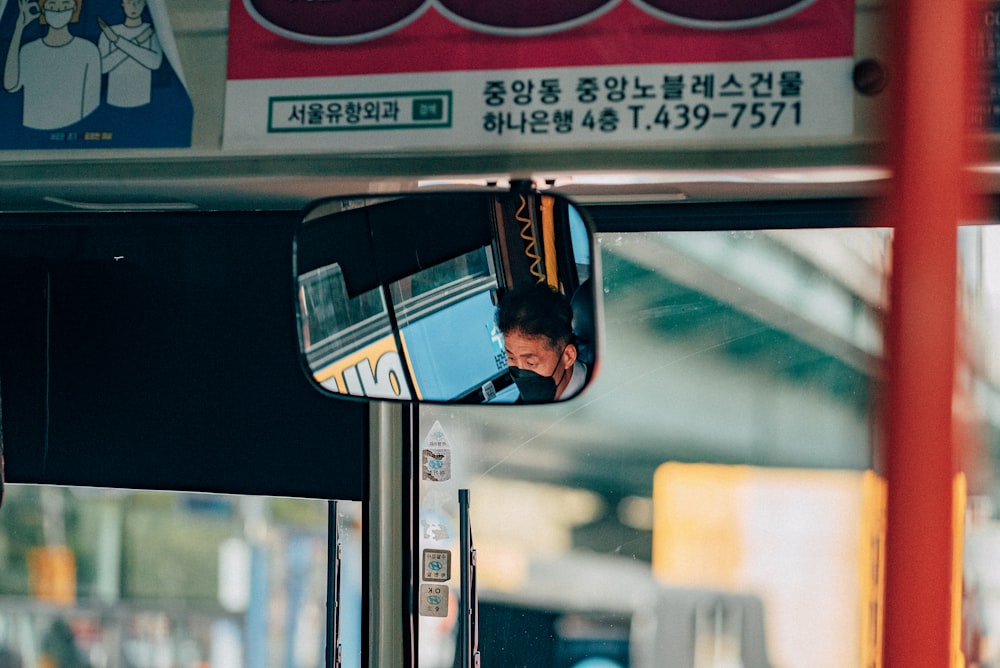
[[295, 191, 597, 403]]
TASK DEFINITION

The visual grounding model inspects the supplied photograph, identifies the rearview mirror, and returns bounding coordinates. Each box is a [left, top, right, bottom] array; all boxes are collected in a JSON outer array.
[[294, 190, 598, 404]]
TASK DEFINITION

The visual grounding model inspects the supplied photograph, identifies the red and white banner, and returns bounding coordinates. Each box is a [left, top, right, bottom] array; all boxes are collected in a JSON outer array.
[[223, 0, 854, 151]]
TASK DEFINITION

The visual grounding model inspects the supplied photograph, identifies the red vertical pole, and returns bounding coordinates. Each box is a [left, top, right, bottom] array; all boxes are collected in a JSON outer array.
[[882, 0, 973, 665]]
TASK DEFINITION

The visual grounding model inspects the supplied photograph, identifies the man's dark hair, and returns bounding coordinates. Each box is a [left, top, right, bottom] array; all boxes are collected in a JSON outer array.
[[497, 284, 574, 350]]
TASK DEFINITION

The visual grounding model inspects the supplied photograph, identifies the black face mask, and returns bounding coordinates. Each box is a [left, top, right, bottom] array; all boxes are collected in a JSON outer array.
[[509, 356, 568, 403]]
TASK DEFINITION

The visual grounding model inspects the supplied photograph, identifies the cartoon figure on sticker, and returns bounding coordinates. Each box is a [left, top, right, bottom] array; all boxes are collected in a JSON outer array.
[[0, 0, 191, 148], [97, 0, 161, 107], [3, 0, 101, 129]]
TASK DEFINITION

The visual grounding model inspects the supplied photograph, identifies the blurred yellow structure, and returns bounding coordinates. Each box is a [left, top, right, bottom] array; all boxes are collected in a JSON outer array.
[[652, 463, 887, 668]]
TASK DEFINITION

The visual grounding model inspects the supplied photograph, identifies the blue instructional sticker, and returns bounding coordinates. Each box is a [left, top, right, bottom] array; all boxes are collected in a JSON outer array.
[[0, 0, 192, 149]]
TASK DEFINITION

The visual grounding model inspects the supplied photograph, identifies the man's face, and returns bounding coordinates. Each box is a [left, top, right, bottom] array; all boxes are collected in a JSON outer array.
[[503, 329, 577, 400], [504, 330, 562, 376]]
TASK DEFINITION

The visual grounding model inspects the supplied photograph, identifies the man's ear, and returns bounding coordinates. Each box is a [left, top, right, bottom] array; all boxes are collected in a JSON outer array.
[[561, 343, 578, 368]]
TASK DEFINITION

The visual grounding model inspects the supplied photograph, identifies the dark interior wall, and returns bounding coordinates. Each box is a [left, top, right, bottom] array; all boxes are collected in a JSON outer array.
[[0, 211, 367, 500]]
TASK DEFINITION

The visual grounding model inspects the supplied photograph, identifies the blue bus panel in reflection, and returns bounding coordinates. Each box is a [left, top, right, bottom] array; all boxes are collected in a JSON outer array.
[[399, 289, 518, 403]]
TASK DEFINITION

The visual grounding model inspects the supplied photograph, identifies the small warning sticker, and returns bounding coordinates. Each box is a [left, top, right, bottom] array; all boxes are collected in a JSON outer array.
[[419, 584, 450, 617], [422, 449, 452, 482], [422, 549, 452, 582]]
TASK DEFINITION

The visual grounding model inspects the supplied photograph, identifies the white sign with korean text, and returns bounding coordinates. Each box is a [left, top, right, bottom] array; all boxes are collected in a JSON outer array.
[[225, 59, 851, 151], [224, 0, 854, 151]]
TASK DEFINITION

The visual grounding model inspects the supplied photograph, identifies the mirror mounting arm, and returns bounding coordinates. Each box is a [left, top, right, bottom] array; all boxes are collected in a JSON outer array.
[[508, 179, 536, 195]]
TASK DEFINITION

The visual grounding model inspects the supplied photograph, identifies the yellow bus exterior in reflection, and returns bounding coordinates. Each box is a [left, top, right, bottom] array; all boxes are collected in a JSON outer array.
[[313, 336, 412, 400]]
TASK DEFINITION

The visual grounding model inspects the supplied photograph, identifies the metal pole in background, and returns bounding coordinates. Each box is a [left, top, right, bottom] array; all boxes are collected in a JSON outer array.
[[882, 0, 976, 664], [368, 402, 406, 667]]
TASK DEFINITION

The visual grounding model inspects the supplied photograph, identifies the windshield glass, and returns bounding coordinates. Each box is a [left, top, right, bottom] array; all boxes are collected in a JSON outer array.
[[0, 487, 363, 668], [416, 227, 889, 668]]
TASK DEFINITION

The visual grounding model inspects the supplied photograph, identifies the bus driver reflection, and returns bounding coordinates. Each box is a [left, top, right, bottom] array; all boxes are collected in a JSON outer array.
[[498, 284, 588, 402]]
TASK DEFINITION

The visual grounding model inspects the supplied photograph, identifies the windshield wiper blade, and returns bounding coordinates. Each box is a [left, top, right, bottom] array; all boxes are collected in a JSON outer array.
[[458, 489, 480, 668]]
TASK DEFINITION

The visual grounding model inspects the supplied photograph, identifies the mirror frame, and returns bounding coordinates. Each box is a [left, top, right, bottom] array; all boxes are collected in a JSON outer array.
[[292, 187, 602, 405]]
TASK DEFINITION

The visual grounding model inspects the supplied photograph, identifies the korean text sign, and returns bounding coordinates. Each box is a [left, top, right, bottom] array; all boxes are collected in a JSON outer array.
[[224, 0, 854, 151]]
